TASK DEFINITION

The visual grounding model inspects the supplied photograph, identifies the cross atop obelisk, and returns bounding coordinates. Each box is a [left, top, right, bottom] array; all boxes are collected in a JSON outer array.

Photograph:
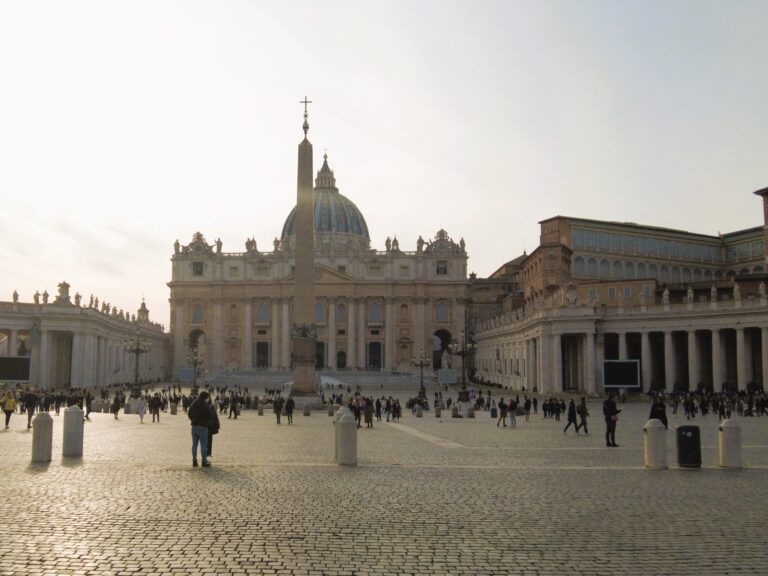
[[300, 96, 312, 136]]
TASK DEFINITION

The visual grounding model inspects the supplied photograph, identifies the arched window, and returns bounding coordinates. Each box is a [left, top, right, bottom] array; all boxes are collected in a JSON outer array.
[[315, 302, 325, 323], [612, 261, 622, 279], [637, 263, 647, 279], [671, 267, 681, 283], [739, 268, 750, 275], [400, 304, 409, 322], [587, 258, 598, 276], [192, 304, 203, 324], [337, 303, 346, 323], [257, 302, 268, 322], [682, 268, 692, 283], [369, 302, 380, 322], [755, 266, 765, 273], [437, 303, 449, 323], [661, 266, 669, 283], [600, 259, 610, 278], [624, 262, 635, 279], [573, 256, 585, 276], [693, 269, 702, 282], [704, 270, 713, 282]]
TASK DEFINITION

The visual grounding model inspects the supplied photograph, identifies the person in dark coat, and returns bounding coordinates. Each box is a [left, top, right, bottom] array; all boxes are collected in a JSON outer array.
[[603, 394, 622, 447], [576, 397, 590, 434], [363, 397, 374, 428], [285, 394, 295, 424], [563, 399, 579, 433], [649, 397, 669, 429], [273, 395, 284, 424], [188, 391, 215, 467]]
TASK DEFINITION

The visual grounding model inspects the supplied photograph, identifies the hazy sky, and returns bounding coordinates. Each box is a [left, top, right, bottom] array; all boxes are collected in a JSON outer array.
[[1, 0, 766, 326]]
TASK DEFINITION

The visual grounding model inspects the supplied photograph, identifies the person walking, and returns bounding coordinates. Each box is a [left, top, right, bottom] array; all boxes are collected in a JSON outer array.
[[188, 391, 214, 467], [285, 394, 295, 424], [137, 395, 148, 424], [497, 398, 508, 427], [2, 390, 16, 429], [111, 393, 121, 419], [23, 388, 38, 429], [150, 393, 162, 423], [563, 399, 579, 433], [364, 397, 374, 428], [84, 392, 93, 421], [603, 393, 621, 447], [273, 395, 284, 424], [575, 397, 590, 434], [508, 397, 517, 428], [649, 396, 668, 429]]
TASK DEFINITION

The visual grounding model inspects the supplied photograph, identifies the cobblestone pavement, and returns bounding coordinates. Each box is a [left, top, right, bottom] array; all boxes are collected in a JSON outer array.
[[1, 398, 767, 575]]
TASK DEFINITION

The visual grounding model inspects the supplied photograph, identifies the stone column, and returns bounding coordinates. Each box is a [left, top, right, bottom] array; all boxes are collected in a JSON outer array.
[[328, 298, 337, 369], [8, 329, 18, 356], [736, 327, 747, 392], [358, 299, 367, 369], [553, 334, 563, 392], [687, 330, 699, 390], [712, 329, 722, 393], [212, 302, 222, 370], [347, 298, 356, 369], [84, 333, 97, 388], [641, 331, 652, 392], [173, 303, 185, 377], [538, 334, 550, 393], [664, 331, 674, 393], [618, 331, 627, 360], [271, 299, 280, 369], [281, 300, 290, 369], [416, 298, 426, 361], [586, 332, 596, 394], [70, 332, 83, 388], [384, 299, 395, 370], [762, 327, 768, 391], [243, 301, 253, 369]]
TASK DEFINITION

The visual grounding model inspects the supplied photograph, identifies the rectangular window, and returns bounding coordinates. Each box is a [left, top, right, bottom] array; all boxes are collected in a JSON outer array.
[[753, 240, 765, 257], [691, 243, 701, 260], [368, 264, 382, 277], [643, 285, 652, 298], [370, 329, 380, 336], [192, 262, 204, 276], [598, 232, 610, 251], [369, 302, 380, 322], [337, 265, 346, 274], [256, 265, 270, 277], [436, 261, 448, 275], [572, 229, 584, 248], [399, 265, 410, 277], [645, 238, 656, 256], [337, 329, 346, 336], [228, 266, 239, 278], [623, 286, 632, 298], [257, 329, 267, 335], [658, 239, 668, 258], [738, 243, 749, 259], [609, 234, 621, 252], [681, 242, 690, 259], [585, 231, 597, 249], [608, 287, 616, 300], [669, 241, 679, 258], [588, 288, 598, 301]]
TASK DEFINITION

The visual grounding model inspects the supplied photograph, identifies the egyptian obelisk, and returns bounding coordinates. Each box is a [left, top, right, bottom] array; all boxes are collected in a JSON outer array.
[[291, 97, 317, 396]]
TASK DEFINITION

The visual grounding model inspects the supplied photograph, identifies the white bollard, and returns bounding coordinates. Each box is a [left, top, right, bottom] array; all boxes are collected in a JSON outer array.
[[643, 418, 667, 469], [31, 412, 53, 463], [336, 413, 358, 466], [719, 418, 742, 469], [62, 405, 84, 457], [334, 406, 352, 461], [303, 404, 311, 417], [416, 405, 423, 418]]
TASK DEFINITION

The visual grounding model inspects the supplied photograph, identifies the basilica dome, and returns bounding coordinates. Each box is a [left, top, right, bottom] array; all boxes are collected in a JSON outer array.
[[280, 155, 370, 251]]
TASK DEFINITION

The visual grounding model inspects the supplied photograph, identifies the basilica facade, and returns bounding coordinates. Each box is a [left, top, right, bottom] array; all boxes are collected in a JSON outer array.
[[169, 155, 468, 380]]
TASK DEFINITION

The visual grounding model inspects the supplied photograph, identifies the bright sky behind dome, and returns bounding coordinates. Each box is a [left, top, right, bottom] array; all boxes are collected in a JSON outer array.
[[1, 0, 766, 326]]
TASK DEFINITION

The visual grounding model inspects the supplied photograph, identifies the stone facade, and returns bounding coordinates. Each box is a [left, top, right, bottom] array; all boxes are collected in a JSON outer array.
[[0, 284, 169, 389], [471, 189, 768, 394], [169, 155, 469, 379]]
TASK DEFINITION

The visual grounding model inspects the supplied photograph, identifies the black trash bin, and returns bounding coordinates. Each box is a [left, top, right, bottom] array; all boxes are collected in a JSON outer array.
[[676, 425, 702, 468], [491, 406, 498, 419]]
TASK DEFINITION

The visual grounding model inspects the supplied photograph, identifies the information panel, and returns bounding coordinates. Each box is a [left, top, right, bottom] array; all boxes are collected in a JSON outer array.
[[603, 360, 640, 388], [0, 357, 31, 381]]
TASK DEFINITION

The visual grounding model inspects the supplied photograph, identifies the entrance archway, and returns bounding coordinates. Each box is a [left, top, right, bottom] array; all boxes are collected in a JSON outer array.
[[432, 329, 452, 369]]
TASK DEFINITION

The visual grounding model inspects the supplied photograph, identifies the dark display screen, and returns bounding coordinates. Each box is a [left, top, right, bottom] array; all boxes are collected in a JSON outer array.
[[0, 357, 31, 381], [603, 360, 640, 388]]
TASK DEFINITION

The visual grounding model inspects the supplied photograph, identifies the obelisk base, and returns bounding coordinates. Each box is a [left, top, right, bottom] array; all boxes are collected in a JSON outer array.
[[291, 335, 318, 397]]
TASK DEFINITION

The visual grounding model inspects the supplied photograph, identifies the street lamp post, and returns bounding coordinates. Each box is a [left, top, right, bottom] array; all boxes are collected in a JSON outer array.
[[449, 330, 476, 390], [187, 346, 203, 389], [412, 349, 431, 398], [124, 326, 151, 399]]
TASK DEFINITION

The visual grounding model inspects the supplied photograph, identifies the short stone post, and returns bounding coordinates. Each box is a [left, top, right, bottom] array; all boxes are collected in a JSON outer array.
[[643, 419, 667, 469], [336, 413, 358, 466], [467, 406, 475, 418], [303, 404, 311, 416], [435, 406, 441, 418], [170, 403, 178, 415], [719, 418, 742, 469], [334, 406, 352, 461], [328, 405, 335, 417], [258, 405, 264, 416], [416, 405, 423, 418], [62, 405, 84, 457], [31, 412, 53, 463], [451, 405, 459, 418]]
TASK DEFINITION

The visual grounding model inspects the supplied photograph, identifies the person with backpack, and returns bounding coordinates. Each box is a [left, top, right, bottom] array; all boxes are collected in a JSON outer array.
[[188, 391, 215, 467], [563, 399, 579, 433], [576, 397, 590, 434]]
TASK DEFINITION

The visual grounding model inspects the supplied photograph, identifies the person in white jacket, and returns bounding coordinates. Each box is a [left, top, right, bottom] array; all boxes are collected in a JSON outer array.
[[137, 395, 148, 424]]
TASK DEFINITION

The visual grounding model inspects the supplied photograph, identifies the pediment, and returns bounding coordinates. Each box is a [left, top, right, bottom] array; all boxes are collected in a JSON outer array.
[[278, 265, 355, 284]]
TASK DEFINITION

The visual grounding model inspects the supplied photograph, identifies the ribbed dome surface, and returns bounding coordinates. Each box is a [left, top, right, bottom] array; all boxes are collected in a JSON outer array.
[[280, 156, 370, 243]]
